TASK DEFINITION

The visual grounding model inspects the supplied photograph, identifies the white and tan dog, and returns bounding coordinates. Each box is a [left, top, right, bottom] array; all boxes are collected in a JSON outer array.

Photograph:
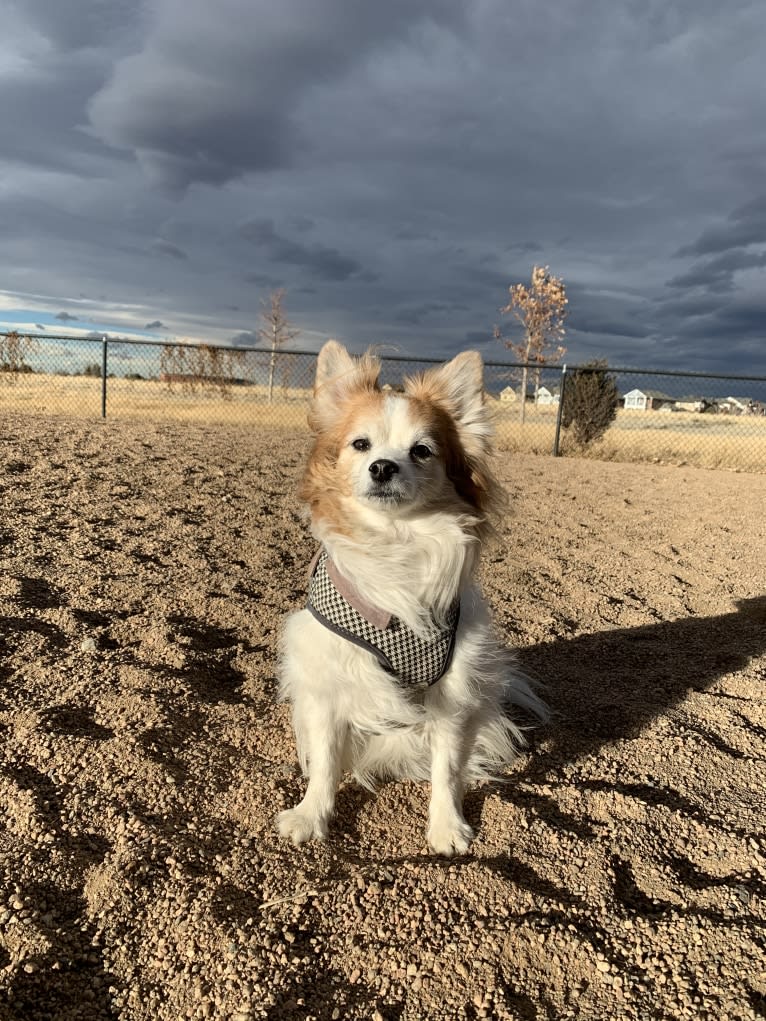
[[277, 341, 545, 855]]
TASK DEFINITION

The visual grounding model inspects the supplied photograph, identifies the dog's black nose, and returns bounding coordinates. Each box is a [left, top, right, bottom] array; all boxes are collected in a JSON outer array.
[[369, 459, 399, 482]]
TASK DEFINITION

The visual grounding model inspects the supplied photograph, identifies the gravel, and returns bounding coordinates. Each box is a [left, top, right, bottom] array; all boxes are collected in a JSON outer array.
[[0, 413, 764, 1020]]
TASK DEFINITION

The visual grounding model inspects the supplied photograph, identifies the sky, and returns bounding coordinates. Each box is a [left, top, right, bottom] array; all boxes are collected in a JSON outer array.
[[1, 0, 765, 375]]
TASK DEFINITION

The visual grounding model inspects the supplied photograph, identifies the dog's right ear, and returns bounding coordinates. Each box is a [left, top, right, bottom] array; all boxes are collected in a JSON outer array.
[[313, 340, 380, 398], [315, 340, 356, 389], [309, 341, 381, 432]]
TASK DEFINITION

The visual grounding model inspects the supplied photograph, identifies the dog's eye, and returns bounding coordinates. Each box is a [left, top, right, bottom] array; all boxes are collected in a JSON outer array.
[[351, 438, 371, 452], [410, 443, 433, 460]]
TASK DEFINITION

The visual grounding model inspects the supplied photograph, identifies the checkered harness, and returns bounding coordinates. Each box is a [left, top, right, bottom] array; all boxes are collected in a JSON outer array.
[[306, 549, 460, 688]]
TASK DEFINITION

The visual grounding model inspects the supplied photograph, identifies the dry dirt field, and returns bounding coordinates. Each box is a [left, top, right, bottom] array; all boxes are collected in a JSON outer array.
[[0, 413, 764, 1021]]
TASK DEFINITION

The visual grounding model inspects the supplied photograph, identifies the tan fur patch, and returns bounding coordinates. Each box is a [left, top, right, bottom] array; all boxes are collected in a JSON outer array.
[[405, 395, 503, 529], [301, 389, 387, 535]]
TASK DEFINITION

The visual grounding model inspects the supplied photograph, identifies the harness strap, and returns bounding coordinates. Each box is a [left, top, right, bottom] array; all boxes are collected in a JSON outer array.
[[306, 549, 460, 688]]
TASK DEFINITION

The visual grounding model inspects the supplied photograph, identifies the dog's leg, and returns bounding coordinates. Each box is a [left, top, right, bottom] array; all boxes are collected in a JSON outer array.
[[427, 714, 478, 856], [277, 699, 346, 845]]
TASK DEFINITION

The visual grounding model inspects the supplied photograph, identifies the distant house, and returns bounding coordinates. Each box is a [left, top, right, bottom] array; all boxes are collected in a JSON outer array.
[[719, 396, 754, 414], [499, 383, 561, 404], [622, 388, 674, 411], [674, 396, 707, 413], [623, 388, 647, 410], [535, 385, 560, 405]]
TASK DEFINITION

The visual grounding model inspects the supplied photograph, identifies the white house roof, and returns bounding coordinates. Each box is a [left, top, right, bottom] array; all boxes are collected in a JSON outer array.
[[622, 388, 675, 402]]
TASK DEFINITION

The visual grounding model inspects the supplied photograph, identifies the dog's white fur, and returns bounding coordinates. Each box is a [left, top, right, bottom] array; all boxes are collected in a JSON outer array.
[[277, 341, 545, 855]]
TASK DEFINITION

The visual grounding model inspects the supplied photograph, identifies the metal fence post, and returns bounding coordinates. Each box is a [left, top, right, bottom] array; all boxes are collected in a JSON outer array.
[[101, 336, 108, 418], [553, 364, 567, 456]]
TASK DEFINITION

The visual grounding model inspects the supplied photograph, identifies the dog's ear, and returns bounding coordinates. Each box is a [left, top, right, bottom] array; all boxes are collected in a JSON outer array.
[[405, 351, 491, 452], [315, 341, 380, 394], [315, 340, 356, 389], [310, 341, 381, 432]]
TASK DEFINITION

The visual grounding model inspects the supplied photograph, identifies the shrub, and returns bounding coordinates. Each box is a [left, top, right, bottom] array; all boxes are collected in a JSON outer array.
[[561, 360, 619, 448]]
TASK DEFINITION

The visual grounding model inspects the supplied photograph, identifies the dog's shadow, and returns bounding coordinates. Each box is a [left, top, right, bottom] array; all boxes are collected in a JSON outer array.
[[511, 594, 766, 769], [333, 596, 766, 848], [459, 594, 766, 895]]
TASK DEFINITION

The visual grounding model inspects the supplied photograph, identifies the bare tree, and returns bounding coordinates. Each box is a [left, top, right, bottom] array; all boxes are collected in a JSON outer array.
[[160, 343, 245, 400], [258, 289, 300, 403], [494, 266, 568, 424], [0, 331, 38, 383]]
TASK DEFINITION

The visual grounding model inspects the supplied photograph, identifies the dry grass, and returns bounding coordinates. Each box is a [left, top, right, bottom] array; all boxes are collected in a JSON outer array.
[[583, 421, 766, 472], [0, 373, 307, 429], [492, 403, 766, 472]]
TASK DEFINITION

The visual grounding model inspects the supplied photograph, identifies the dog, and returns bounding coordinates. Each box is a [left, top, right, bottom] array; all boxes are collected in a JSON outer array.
[[277, 340, 546, 855]]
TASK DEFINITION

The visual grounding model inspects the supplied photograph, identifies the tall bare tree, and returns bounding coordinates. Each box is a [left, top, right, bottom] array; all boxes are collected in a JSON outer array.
[[494, 266, 568, 424], [258, 289, 300, 402]]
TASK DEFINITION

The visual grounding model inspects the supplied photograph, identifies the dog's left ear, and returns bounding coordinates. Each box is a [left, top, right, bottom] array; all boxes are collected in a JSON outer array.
[[406, 351, 491, 452]]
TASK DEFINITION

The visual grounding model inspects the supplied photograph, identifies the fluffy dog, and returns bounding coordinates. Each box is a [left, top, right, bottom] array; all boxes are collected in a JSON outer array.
[[277, 340, 545, 855]]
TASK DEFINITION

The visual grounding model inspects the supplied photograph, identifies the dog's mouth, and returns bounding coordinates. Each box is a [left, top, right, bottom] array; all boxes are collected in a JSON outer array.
[[363, 480, 410, 506]]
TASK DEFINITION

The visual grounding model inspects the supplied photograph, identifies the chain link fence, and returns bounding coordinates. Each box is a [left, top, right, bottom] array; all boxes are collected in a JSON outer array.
[[2, 331, 765, 472], [485, 361, 766, 473]]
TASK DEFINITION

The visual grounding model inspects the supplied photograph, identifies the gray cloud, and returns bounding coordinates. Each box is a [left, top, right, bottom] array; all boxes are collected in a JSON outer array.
[[87, 0, 465, 191], [677, 195, 766, 257], [239, 219, 362, 281], [151, 240, 188, 260], [668, 250, 766, 293], [394, 301, 470, 326], [9, 0, 139, 51]]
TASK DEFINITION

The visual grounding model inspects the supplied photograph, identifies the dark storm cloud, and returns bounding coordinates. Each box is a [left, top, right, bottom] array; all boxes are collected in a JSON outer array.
[[656, 293, 728, 320], [0, 58, 113, 175], [87, 0, 465, 191], [394, 301, 470, 326], [9, 0, 139, 51], [144, 320, 166, 330], [568, 310, 649, 341], [668, 250, 766, 293], [394, 227, 439, 243], [677, 195, 766, 257], [239, 219, 362, 282], [151, 240, 188, 260], [55, 312, 79, 322], [243, 272, 282, 290], [675, 297, 766, 342]]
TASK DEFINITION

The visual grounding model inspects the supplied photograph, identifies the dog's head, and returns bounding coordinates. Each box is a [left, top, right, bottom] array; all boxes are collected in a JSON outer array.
[[301, 340, 502, 536]]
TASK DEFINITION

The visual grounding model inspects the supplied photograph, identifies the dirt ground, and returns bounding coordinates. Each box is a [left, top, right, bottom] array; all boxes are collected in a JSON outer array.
[[0, 413, 764, 1021]]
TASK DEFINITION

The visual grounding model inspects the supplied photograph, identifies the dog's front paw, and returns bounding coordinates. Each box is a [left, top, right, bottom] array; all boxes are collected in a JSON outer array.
[[277, 807, 327, 846], [427, 817, 475, 857]]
